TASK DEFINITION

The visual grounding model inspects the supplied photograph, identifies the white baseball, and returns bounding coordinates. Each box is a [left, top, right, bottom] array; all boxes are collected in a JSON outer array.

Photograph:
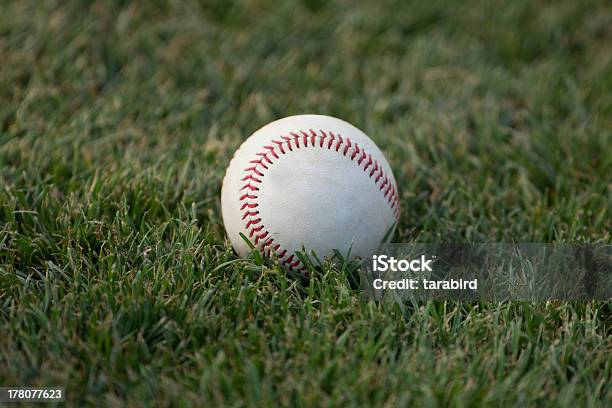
[[221, 114, 400, 273]]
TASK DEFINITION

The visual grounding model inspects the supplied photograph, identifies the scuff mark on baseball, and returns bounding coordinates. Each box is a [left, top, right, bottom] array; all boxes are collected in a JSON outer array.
[[221, 114, 400, 273]]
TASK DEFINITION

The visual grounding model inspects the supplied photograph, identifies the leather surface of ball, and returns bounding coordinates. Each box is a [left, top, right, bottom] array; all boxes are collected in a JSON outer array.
[[221, 115, 400, 273]]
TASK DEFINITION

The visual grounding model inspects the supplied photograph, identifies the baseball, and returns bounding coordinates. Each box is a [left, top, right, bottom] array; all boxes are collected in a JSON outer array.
[[221, 115, 400, 273]]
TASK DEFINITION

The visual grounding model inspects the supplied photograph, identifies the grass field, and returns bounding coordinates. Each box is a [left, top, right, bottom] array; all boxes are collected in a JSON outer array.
[[1, 0, 611, 406]]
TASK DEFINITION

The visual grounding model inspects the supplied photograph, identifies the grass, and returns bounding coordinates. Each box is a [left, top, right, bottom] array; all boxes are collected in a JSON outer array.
[[0, 0, 611, 406]]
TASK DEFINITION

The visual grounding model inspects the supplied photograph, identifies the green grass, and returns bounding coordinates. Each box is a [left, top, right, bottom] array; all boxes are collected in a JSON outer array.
[[1, 0, 611, 406]]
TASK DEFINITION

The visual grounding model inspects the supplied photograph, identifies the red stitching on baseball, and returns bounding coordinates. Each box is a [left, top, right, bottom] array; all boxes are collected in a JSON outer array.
[[358, 151, 367, 165], [272, 140, 286, 154], [239, 129, 400, 273], [248, 225, 264, 237], [351, 144, 360, 160], [364, 154, 373, 171], [301, 130, 309, 147], [241, 202, 258, 210], [241, 175, 262, 183], [343, 138, 351, 156], [242, 211, 259, 219], [282, 136, 293, 152], [256, 153, 273, 165], [290, 132, 300, 148], [327, 132, 335, 149], [244, 167, 264, 176], [254, 231, 268, 245], [245, 218, 261, 228], [370, 162, 378, 177], [264, 145, 279, 159]]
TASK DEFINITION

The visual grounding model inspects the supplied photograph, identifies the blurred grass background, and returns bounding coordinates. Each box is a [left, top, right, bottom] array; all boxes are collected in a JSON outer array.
[[0, 0, 611, 406]]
